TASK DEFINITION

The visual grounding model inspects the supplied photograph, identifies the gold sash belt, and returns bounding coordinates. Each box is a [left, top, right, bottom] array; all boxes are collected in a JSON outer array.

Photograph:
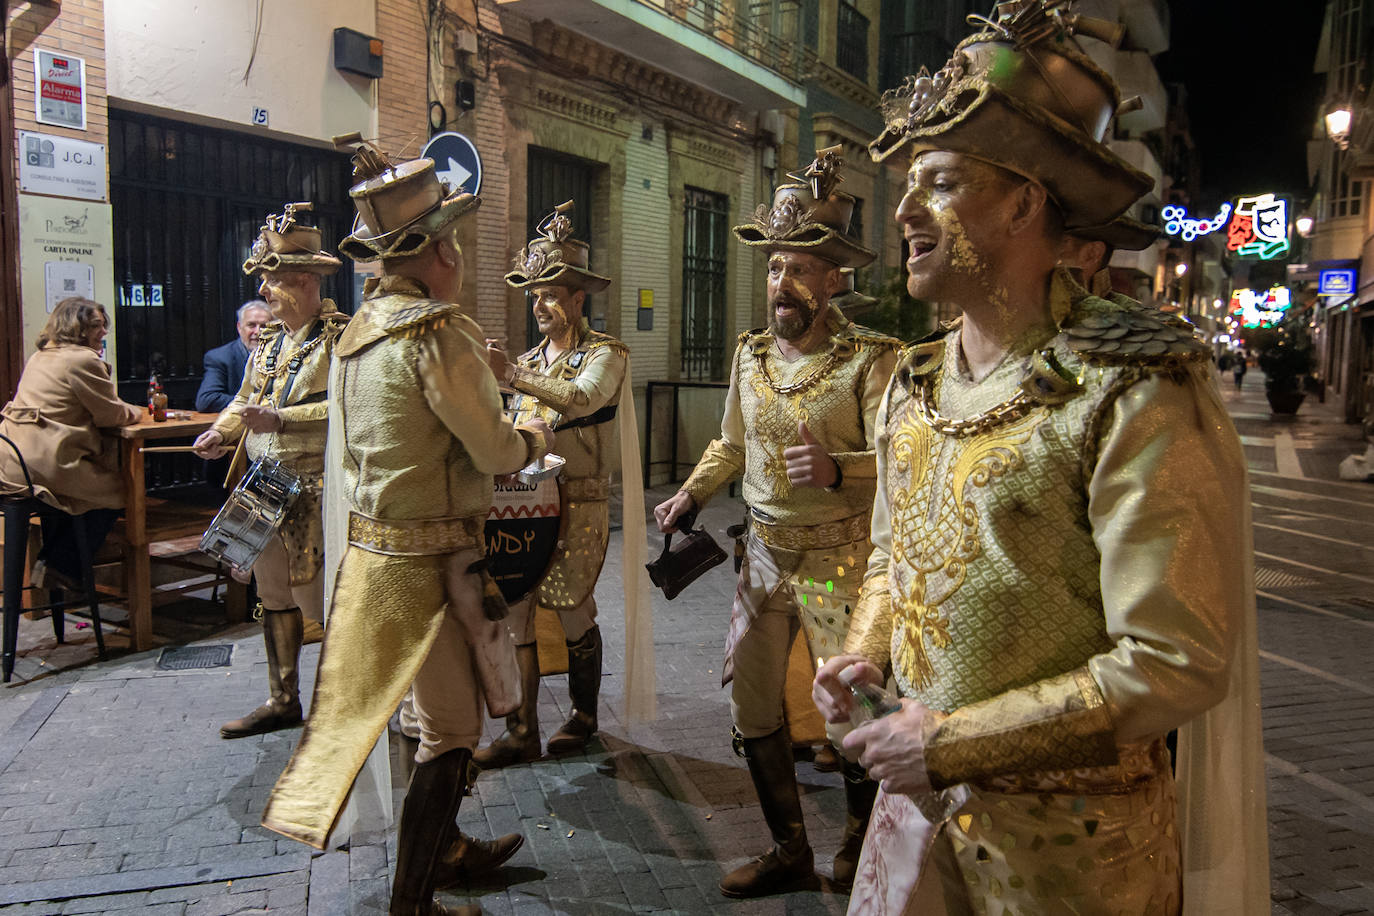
[[561, 476, 610, 502], [751, 510, 871, 552], [347, 512, 483, 556]]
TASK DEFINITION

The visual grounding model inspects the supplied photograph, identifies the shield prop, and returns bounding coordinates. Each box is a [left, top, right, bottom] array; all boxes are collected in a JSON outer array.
[[485, 476, 561, 603]]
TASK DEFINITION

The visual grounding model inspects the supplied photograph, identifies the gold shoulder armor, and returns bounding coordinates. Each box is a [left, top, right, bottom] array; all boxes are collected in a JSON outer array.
[[1061, 295, 1208, 367], [583, 333, 629, 358], [844, 323, 902, 353], [382, 299, 463, 340]]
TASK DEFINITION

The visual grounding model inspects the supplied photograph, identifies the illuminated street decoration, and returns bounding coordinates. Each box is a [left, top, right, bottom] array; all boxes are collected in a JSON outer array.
[[1228, 286, 1291, 327], [1162, 202, 1231, 241], [1225, 193, 1291, 260]]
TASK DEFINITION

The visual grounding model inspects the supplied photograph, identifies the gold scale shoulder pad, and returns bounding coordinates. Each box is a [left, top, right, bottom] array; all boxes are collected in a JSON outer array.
[[581, 332, 629, 359], [382, 299, 464, 340], [1061, 295, 1208, 367]]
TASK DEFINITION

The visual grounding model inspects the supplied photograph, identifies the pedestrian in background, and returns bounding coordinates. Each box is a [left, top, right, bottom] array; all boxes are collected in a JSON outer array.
[[195, 300, 271, 413]]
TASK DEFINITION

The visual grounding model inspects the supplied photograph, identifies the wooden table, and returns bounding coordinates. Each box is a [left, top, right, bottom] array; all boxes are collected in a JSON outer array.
[[117, 412, 219, 650]]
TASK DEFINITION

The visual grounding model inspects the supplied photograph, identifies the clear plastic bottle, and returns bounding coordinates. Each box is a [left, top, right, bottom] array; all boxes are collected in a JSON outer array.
[[840, 665, 902, 725]]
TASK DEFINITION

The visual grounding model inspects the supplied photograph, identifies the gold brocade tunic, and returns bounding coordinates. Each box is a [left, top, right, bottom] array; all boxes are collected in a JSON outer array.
[[262, 276, 539, 849], [681, 306, 898, 686], [682, 305, 898, 527], [507, 322, 627, 609], [845, 271, 1250, 914], [209, 302, 347, 583]]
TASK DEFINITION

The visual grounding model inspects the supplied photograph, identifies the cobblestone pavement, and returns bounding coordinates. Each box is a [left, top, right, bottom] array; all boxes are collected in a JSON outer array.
[[0, 368, 1369, 914]]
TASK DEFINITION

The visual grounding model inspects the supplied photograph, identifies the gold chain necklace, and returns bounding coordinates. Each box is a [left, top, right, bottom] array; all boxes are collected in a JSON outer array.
[[754, 347, 841, 396], [911, 378, 1034, 437]]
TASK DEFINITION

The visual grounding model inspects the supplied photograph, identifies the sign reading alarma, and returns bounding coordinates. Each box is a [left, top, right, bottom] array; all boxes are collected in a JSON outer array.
[[34, 49, 86, 130], [1318, 268, 1357, 298], [1228, 286, 1291, 328]]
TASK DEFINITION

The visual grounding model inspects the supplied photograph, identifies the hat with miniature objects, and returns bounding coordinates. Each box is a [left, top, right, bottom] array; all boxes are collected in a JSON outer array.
[[241, 202, 342, 276], [870, 0, 1154, 228], [505, 201, 611, 294], [332, 132, 481, 262], [733, 146, 875, 269]]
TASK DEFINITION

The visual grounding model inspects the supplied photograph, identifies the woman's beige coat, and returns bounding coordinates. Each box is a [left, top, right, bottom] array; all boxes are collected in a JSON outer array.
[[0, 345, 142, 514]]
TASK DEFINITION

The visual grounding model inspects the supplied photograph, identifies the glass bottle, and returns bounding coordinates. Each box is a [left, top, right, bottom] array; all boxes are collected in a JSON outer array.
[[840, 665, 902, 724], [150, 374, 168, 422]]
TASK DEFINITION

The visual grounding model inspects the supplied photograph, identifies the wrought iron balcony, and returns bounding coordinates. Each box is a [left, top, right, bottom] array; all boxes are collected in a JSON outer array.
[[496, 0, 806, 110]]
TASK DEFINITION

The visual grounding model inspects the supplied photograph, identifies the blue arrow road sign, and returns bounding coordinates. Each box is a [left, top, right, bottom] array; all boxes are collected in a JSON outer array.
[[421, 131, 482, 196]]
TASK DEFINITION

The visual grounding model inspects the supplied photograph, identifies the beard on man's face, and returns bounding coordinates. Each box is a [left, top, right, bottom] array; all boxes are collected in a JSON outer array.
[[768, 288, 820, 341]]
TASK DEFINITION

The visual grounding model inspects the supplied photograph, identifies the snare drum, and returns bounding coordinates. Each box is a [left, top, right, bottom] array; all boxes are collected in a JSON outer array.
[[200, 456, 303, 571], [484, 474, 561, 604]]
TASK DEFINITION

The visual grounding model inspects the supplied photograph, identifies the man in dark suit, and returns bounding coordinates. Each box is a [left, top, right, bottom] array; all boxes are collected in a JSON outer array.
[[195, 300, 270, 412]]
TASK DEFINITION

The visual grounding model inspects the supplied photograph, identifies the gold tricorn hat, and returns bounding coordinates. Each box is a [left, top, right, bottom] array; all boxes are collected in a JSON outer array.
[[870, 0, 1153, 228], [505, 201, 611, 293], [733, 146, 875, 269], [1069, 213, 1162, 251], [241, 202, 342, 276], [332, 132, 481, 262]]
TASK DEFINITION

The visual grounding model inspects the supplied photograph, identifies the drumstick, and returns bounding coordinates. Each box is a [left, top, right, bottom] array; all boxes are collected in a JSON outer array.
[[141, 445, 200, 453]]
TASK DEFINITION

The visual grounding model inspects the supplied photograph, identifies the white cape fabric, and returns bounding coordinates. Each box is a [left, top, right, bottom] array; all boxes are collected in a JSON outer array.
[[321, 358, 393, 849], [1176, 383, 1270, 915], [617, 361, 656, 723]]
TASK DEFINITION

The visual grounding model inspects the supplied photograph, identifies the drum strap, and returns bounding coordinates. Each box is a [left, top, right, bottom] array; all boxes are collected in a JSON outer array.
[[262, 319, 325, 408], [553, 402, 618, 432]]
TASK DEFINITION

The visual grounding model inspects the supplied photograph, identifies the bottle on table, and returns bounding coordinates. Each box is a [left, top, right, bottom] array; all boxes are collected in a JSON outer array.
[[148, 373, 168, 422]]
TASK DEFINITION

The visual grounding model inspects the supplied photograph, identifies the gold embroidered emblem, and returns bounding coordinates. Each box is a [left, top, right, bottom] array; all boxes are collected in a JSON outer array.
[[887, 397, 1047, 689]]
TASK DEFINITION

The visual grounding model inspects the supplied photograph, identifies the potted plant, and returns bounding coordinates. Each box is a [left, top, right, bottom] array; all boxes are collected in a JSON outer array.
[[1257, 314, 1314, 415]]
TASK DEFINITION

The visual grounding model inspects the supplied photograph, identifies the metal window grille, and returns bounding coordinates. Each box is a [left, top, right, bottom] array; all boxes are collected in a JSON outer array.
[[836, 2, 870, 83], [641, 0, 804, 83], [525, 147, 599, 350], [882, 30, 953, 92], [109, 110, 355, 494], [681, 187, 730, 381]]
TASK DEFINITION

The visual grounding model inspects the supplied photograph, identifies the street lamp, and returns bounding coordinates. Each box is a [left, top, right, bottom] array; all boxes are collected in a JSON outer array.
[[1296, 215, 1314, 237], [1174, 262, 1188, 277], [1326, 104, 1353, 150]]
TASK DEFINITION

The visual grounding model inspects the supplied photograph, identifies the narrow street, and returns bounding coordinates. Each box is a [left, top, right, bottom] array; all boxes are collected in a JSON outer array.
[[0, 369, 1369, 915]]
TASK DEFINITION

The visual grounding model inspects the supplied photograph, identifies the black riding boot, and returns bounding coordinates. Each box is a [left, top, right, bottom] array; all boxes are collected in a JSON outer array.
[[547, 625, 601, 755], [719, 727, 819, 898]]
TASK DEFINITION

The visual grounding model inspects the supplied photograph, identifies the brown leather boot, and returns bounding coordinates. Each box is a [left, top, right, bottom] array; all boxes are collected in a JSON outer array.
[[831, 758, 878, 890], [221, 606, 304, 739], [472, 644, 540, 768], [719, 727, 820, 898], [546, 626, 601, 755], [433, 829, 524, 888], [391, 748, 487, 916]]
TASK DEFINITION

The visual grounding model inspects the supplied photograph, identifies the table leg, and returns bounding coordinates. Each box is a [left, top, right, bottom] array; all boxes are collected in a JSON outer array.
[[121, 439, 153, 651]]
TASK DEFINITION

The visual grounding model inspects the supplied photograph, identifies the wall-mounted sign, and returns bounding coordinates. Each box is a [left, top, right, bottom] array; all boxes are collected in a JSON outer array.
[[1162, 202, 1232, 241], [1318, 268, 1357, 297], [18, 196, 115, 367], [1228, 286, 1291, 328], [251, 107, 269, 128], [421, 131, 482, 195], [34, 49, 86, 130], [1226, 193, 1290, 261], [18, 131, 107, 201]]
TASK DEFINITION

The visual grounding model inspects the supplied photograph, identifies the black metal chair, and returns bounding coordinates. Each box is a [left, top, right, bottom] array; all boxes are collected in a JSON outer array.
[[1, 433, 107, 682]]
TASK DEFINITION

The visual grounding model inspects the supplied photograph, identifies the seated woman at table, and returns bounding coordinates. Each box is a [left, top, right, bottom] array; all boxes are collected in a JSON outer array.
[[0, 297, 143, 589]]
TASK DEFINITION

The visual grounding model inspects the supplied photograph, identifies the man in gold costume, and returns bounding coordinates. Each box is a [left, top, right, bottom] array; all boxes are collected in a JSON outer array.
[[261, 138, 554, 916], [1060, 213, 1161, 302], [193, 203, 347, 739], [655, 149, 900, 898], [477, 202, 642, 765], [814, 4, 1269, 914]]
